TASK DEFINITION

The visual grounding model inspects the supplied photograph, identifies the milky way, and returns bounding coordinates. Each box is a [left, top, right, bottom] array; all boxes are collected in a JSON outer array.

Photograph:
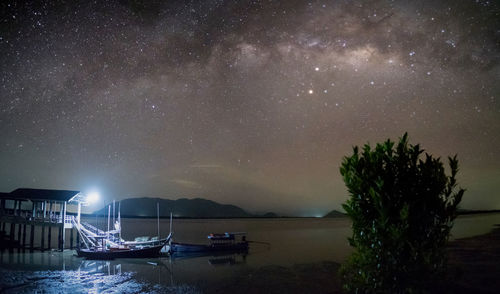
[[1, 0, 499, 215]]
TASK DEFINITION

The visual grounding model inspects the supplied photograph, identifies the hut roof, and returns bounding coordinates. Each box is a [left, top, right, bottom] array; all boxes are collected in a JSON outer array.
[[1, 188, 80, 202]]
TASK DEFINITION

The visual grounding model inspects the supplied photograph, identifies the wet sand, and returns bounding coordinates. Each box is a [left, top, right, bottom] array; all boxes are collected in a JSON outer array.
[[210, 261, 342, 294], [444, 224, 500, 293], [0, 269, 203, 294]]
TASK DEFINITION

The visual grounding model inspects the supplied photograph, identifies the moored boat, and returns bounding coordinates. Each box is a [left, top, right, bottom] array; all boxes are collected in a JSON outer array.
[[74, 200, 173, 259], [76, 242, 167, 259], [169, 232, 248, 253]]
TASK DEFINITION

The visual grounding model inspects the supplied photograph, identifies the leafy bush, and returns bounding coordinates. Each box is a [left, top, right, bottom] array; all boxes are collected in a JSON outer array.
[[340, 133, 464, 293]]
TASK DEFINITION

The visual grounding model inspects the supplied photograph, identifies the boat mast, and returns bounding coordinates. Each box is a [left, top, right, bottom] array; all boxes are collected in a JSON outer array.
[[113, 200, 115, 230], [76, 201, 81, 226], [170, 212, 173, 236], [169, 211, 173, 249], [118, 201, 121, 245], [157, 202, 160, 239], [107, 204, 110, 240]]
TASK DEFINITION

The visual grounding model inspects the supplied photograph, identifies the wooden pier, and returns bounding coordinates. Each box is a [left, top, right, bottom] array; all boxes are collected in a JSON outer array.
[[0, 189, 80, 252]]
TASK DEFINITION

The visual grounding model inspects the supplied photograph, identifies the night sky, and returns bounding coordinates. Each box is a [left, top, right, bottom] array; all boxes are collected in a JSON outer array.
[[1, 0, 499, 215]]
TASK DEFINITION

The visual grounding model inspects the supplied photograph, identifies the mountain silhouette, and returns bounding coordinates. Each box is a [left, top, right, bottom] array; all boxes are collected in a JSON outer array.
[[93, 197, 251, 218], [323, 210, 346, 218]]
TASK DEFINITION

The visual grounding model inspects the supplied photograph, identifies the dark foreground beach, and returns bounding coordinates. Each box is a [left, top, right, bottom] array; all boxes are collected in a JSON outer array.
[[444, 224, 500, 294], [1, 224, 499, 293]]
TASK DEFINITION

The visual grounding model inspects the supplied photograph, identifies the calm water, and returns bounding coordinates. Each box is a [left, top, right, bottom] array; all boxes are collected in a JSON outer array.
[[1, 214, 499, 293]]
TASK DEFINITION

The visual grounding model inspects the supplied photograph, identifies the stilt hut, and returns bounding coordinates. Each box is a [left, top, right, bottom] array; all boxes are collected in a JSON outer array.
[[0, 188, 80, 251]]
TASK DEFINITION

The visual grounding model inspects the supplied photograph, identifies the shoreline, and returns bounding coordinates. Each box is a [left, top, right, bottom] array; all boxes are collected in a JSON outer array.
[[77, 210, 500, 220]]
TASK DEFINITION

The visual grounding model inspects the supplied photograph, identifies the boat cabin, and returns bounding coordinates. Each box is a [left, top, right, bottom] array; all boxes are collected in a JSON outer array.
[[208, 232, 246, 244]]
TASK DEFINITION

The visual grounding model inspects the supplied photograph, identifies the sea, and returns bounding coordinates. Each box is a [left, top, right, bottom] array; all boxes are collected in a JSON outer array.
[[1, 213, 499, 293]]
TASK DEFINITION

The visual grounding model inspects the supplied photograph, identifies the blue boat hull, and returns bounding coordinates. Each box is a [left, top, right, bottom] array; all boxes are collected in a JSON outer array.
[[170, 241, 248, 253]]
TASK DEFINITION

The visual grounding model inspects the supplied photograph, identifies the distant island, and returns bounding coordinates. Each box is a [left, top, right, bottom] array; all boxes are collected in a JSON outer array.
[[320, 209, 500, 218], [323, 210, 347, 218], [93, 197, 280, 218], [261, 212, 279, 218]]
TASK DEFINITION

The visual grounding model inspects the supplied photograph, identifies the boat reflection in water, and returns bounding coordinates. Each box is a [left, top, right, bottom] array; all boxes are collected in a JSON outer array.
[[208, 252, 247, 266], [74, 257, 178, 292], [170, 248, 248, 266], [72, 249, 249, 293], [78, 259, 122, 276]]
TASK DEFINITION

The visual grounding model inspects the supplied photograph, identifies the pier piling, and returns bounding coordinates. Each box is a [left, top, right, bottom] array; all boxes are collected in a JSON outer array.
[[48, 225, 52, 250], [17, 223, 22, 248], [30, 224, 34, 251], [22, 223, 26, 249], [41, 225, 45, 251], [9, 223, 15, 251], [58, 224, 64, 251]]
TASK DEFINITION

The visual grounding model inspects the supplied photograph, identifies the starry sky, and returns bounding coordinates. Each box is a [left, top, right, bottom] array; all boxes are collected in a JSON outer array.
[[1, 0, 499, 216]]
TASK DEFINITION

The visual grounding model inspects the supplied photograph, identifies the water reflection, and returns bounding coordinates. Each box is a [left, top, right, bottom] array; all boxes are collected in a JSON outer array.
[[0, 252, 207, 293], [170, 249, 248, 264], [76, 257, 173, 287], [0, 263, 150, 294], [209, 254, 246, 266], [78, 260, 122, 275], [70, 250, 250, 291]]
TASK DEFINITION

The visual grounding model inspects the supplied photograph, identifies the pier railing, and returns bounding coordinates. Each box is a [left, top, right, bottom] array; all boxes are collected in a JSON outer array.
[[0, 209, 76, 227], [81, 222, 106, 236]]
